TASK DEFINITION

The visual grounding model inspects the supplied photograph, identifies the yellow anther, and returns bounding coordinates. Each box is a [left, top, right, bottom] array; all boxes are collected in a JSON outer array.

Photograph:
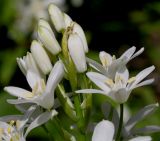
[[128, 77, 136, 83], [105, 79, 114, 87], [7, 127, 12, 134], [9, 120, 15, 126]]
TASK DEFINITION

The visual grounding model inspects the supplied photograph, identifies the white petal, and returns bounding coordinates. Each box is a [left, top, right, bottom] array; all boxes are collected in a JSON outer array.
[[17, 58, 27, 75], [4, 87, 32, 98], [68, 33, 87, 73], [131, 79, 154, 89], [46, 61, 64, 93], [92, 120, 115, 141], [0, 121, 10, 129], [130, 47, 144, 60], [25, 111, 54, 137], [31, 40, 52, 75], [87, 72, 108, 82], [130, 66, 155, 89], [7, 99, 34, 105], [48, 4, 65, 32], [73, 22, 88, 53], [120, 46, 136, 61], [86, 57, 107, 75], [26, 70, 42, 89], [25, 52, 41, 75], [87, 72, 111, 93], [129, 136, 152, 141], [99, 51, 113, 67], [76, 89, 107, 95]]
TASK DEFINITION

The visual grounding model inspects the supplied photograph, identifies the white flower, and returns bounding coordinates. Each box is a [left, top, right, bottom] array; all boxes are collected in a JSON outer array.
[[87, 46, 144, 79], [0, 106, 58, 141], [4, 61, 64, 110], [16, 52, 42, 76], [92, 120, 152, 141], [31, 40, 52, 75], [68, 33, 87, 73], [72, 22, 88, 53], [76, 66, 155, 103], [92, 120, 114, 141], [38, 19, 61, 55], [48, 4, 66, 32]]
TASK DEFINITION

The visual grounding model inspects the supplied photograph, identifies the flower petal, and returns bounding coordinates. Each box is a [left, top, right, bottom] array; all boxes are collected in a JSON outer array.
[[130, 66, 155, 89], [129, 136, 152, 141], [87, 72, 111, 93], [25, 110, 57, 137], [86, 57, 106, 75], [46, 61, 64, 94], [76, 89, 107, 95], [130, 47, 144, 60], [125, 103, 159, 132], [131, 79, 154, 89], [92, 120, 115, 141], [26, 70, 42, 90], [120, 46, 136, 61], [4, 87, 32, 98]]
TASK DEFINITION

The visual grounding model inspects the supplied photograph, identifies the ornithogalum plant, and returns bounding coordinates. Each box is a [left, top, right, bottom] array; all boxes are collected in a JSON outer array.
[[1, 3, 160, 141]]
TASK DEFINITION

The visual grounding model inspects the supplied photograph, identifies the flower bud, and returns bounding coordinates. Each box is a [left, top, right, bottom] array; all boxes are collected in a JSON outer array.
[[68, 33, 87, 73], [48, 4, 65, 32], [38, 19, 61, 55], [31, 40, 52, 74], [63, 13, 72, 28], [72, 22, 88, 53]]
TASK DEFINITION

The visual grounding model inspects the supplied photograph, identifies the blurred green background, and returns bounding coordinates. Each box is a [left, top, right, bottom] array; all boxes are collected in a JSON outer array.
[[0, 0, 160, 140]]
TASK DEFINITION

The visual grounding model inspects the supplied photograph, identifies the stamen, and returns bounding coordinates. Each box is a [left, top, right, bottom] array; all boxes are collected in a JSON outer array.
[[40, 79, 46, 91], [105, 79, 114, 87], [128, 77, 136, 83]]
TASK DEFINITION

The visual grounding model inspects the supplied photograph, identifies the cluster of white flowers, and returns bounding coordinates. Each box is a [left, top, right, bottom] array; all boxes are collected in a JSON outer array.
[[2, 3, 160, 141]]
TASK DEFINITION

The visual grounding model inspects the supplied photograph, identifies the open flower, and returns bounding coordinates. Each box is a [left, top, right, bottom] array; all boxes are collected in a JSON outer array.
[[92, 120, 152, 141], [76, 66, 155, 103], [0, 106, 58, 141], [87, 46, 144, 79], [4, 61, 64, 110]]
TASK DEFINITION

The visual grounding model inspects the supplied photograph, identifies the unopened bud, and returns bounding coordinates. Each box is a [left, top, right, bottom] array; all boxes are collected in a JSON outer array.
[[38, 19, 61, 55], [72, 22, 88, 53], [63, 13, 72, 28], [48, 4, 65, 32], [68, 33, 87, 73], [31, 40, 52, 74]]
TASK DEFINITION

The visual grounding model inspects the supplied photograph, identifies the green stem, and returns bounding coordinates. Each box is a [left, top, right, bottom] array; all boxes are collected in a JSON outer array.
[[116, 104, 123, 141], [42, 125, 54, 141]]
